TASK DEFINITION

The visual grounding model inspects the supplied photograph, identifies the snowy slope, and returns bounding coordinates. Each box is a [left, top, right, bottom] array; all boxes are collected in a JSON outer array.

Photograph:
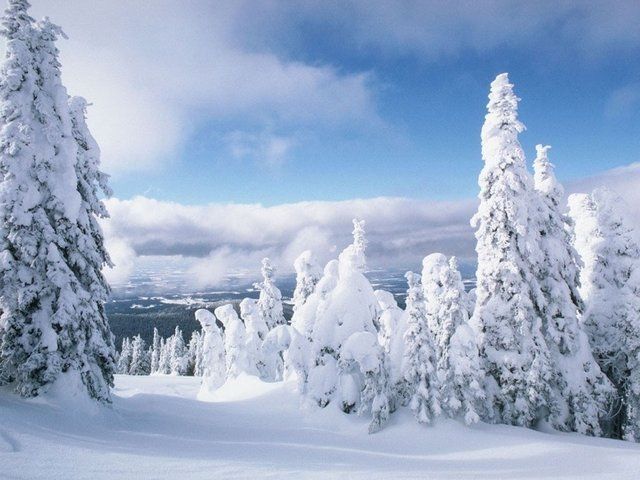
[[1, 375, 639, 479]]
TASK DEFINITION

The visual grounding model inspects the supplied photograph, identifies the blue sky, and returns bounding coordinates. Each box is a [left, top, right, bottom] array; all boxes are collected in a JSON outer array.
[[22, 1, 640, 285], [45, 1, 633, 206], [28, 1, 640, 206]]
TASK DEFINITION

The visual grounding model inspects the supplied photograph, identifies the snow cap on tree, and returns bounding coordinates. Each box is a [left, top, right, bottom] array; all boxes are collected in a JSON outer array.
[[339, 219, 367, 275], [533, 145, 562, 199]]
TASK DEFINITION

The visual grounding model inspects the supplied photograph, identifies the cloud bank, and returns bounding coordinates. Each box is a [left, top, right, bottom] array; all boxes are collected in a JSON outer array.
[[101, 196, 477, 288], [101, 160, 640, 289]]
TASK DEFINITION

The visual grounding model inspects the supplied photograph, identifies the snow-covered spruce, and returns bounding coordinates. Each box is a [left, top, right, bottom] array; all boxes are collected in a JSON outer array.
[[0, 0, 116, 401], [402, 271, 440, 424], [116, 338, 132, 375], [374, 290, 403, 356], [339, 331, 391, 433], [254, 258, 285, 330], [291, 259, 340, 341], [129, 335, 150, 375], [261, 324, 292, 382], [195, 308, 226, 394], [214, 304, 252, 377], [373, 289, 405, 411], [306, 220, 379, 411], [187, 330, 204, 376], [470, 73, 554, 428], [240, 297, 268, 377], [532, 146, 613, 436], [150, 327, 161, 374], [422, 254, 484, 425], [569, 188, 640, 441], [292, 250, 322, 312], [169, 326, 188, 376]]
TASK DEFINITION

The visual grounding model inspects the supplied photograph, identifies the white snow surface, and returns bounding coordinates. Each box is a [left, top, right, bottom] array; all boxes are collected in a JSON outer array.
[[1, 374, 639, 479]]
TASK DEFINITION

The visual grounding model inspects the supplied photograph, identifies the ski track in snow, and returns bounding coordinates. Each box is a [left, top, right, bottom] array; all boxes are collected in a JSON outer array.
[[1, 375, 639, 479]]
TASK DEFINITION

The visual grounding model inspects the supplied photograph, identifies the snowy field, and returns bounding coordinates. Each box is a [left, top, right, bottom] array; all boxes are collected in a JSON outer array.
[[1, 375, 639, 480]]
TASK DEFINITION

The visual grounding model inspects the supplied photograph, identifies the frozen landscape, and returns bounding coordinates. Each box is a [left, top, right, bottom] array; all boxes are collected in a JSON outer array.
[[2, 374, 640, 480], [1, 1, 640, 479]]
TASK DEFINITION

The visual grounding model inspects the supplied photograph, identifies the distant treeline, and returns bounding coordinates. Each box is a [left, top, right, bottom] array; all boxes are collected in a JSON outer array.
[[107, 300, 294, 350]]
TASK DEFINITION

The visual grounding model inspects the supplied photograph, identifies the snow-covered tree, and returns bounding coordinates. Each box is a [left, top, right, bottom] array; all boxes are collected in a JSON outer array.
[[470, 73, 554, 427], [291, 259, 340, 340], [422, 254, 484, 425], [285, 327, 311, 393], [195, 309, 226, 394], [150, 327, 161, 374], [465, 288, 477, 318], [254, 258, 285, 330], [532, 146, 613, 436], [129, 335, 149, 375], [338, 331, 390, 433], [307, 220, 379, 410], [403, 271, 440, 424], [158, 337, 170, 374], [569, 189, 640, 441], [374, 290, 403, 354], [261, 324, 291, 381], [0, 0, 115, 401], [116, 338, 132, 374], [66, 93, 116, 396], [292, 250, 322, 312], [169, 326, 188, 376], [240, 297, 268, 377], [187, 330, 203, 376], [215, 304, 251, 377]]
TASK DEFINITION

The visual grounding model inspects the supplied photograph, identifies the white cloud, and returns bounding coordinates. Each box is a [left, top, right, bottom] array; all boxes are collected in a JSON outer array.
[[100, 160, 640, 289], [227, 131, 297, 167], [26, 0, 379, 174]]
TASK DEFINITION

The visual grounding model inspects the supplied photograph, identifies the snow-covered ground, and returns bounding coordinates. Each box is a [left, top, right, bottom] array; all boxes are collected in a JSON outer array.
[[1, 374, 639, 479]]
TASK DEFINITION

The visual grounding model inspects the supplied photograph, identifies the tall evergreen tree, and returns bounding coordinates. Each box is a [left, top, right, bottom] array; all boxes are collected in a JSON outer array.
[[292, 250, 321, 312], [116, 338, 132, 375], [150, 327, 161, 374], [470, 73, 554, 427], [195, 309, 226, 394], [403, 271, 440, 424], [129, 335, 149, 375], [569, 189, 640, 441], [306, 220, 379, 410], [215, 304, 252, 377], [254, 258, 285, 330], [169, 326, 188, 375], [422, 254, 485, 425], [158, 337, 171, 374], [0, 1, 115, 400], [532, 146, 613, 435]]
